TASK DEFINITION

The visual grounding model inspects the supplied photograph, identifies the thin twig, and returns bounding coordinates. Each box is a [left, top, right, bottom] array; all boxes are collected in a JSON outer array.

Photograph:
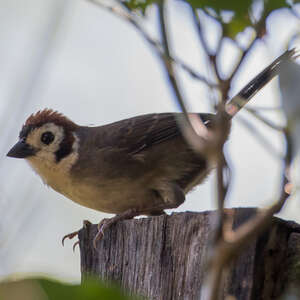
[[238, 131, 291, 239], [89, 0, 225, 156], [191, 8, 211, 57], [205, 128, 291, 300], [228, 35, 259, 83], [157, 0, 188, 115], [246, 105, 283, 111], [156, 0, 222, 154], [203, 48, 297, 299], [156, 1, 231, 157], [191, 8, 223, 82], [244, 106, 284, 131], [87, 0, 218, 89], [191, 7, 230, 104], [214, 152, 230, 242], [237, 115, 283, 159]]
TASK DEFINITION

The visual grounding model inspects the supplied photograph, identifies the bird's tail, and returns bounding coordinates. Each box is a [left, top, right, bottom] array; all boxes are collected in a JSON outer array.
[[225, 48, 298, 118]]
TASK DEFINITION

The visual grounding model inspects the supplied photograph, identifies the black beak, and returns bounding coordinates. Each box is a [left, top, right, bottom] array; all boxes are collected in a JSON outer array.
[[6, 139, 36, 158]]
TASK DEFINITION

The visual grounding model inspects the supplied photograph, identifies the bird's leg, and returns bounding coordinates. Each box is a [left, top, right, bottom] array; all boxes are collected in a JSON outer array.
[[93, 183, 185, 249], [62, 220, 92, 251], [93, 208, 140, 249]]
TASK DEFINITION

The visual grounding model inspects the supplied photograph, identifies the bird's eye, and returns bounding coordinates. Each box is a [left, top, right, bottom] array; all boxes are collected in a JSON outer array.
[[41, 131, 54, 145]]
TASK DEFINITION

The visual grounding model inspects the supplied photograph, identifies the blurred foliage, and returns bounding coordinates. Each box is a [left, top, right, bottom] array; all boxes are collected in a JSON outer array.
[[122, 0, 155, 13], [0, 277, 141, 300], [122, 0, 300, 38]]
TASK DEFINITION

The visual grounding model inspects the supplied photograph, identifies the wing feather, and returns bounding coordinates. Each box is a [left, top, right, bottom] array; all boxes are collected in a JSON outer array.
[[93, 113, 214, 154]]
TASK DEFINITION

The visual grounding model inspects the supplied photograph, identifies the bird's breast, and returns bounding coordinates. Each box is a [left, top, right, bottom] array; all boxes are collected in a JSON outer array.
[[27, 156, 153, 213]]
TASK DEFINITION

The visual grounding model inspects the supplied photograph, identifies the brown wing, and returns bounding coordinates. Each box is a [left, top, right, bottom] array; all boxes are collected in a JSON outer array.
[[92, 112, 214, 154], [74, 113, 214, 189]]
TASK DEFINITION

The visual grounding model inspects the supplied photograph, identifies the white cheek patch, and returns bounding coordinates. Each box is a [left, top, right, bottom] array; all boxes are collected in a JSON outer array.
[[26, 133, 80, 187], [26, 123, 64, 163], [40, 123, 65, 152]]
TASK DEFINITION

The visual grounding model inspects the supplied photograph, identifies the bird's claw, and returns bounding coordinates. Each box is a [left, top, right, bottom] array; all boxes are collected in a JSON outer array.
[[62, 220, 92, 251], [62, 230, 79, 246], [93, 229, 104, 250], [93, 219, 107, 249], [92, 209, 140, 250], [73, 241, 80, 252]]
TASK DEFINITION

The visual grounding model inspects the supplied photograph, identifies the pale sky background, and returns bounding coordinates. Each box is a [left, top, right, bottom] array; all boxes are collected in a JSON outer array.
[[0, 0, 299, 282]]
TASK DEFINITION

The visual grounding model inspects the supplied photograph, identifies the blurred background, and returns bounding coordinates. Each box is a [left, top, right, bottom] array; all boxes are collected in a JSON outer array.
[[0, 0, 299, 283]]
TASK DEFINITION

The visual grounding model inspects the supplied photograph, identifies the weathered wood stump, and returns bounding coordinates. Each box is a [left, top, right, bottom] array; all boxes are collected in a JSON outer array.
[[78, 208, 300, 299]]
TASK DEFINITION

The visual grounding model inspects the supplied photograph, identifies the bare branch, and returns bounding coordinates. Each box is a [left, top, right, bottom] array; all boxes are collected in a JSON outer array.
[[244, 106, 284, 131], [246, 105, 283, 111], [157, 0, 188, 115], [228, 35, 259, 83], [237, 115, 282, 159], [191, 7, 232, 104], [214, 152, 231, 243], [192, 8, 223, 83], [156, 0, 225, 155], [87, 0, 227, 157], [191, 8, 211, 57], [87, 0, 218, 89], [204, 128, 292, 300]]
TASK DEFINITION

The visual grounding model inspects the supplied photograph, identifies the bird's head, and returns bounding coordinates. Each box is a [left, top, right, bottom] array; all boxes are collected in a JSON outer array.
[[7, 109, 79, 166]]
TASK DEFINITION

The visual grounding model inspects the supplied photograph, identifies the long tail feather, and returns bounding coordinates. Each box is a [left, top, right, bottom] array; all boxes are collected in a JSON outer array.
[[226, 48, 298, 117]]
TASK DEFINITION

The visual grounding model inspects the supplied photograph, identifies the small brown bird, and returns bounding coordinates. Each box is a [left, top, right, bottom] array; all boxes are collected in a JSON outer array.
[[6, 50, 295, 248]]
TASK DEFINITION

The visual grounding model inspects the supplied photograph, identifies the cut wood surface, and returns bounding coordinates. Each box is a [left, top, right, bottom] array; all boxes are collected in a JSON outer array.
[[78, 208, 300, 300]]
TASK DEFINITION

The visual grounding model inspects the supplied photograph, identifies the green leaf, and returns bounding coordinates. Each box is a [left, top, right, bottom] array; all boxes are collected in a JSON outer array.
[[185, 0, 299, 38], [263, 0, 296, 15], [185, 0, 253, 17], [40, 277, 138, 300], [121, 0, 155, 14], [222, 17, 252, 39], [185, 0, 253, 38], [0, 277, 140, 300]]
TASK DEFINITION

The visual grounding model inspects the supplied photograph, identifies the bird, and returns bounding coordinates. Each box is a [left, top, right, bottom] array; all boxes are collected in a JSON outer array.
[[6, 50, 296, 249]]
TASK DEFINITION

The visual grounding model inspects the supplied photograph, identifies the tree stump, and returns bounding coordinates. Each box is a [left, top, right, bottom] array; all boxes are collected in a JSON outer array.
[[78, 208, 300, 299]]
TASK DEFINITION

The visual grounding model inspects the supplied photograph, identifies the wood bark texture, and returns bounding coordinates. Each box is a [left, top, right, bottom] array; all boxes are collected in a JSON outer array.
[[78, 208, 300, 300]]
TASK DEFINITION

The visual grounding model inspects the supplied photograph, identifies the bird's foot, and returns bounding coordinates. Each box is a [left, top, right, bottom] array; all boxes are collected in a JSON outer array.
[[62, 220, 92, 251], [93, 208, 140, 249]]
